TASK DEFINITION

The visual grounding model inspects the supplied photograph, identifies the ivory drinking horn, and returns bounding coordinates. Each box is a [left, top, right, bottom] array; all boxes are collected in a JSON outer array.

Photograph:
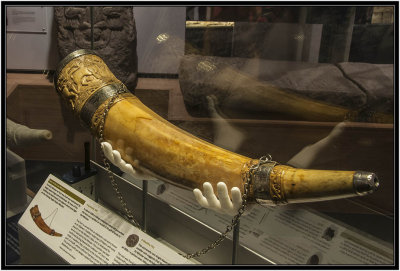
[[54, 49, 379, 205]]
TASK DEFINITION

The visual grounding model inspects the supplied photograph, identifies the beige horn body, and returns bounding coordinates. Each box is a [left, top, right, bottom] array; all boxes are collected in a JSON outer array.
[[54, 50, 379, 205]]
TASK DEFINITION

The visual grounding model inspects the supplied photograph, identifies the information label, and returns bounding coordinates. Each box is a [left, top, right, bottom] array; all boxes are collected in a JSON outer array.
[[18, 175, 193, 265], [6, 7, 47, 33], [124, 174, 394, 265]]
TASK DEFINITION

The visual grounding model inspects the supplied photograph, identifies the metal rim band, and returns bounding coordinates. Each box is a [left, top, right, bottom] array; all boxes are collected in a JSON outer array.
[[353, 171, 379, 195], [253, 161, 277, 203], [54, 49, 98, 91], [80, 83, 128, 128]]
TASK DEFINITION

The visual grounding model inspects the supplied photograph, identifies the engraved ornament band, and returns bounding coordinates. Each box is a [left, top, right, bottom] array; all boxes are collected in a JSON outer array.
[[80, 83, 128, 128]]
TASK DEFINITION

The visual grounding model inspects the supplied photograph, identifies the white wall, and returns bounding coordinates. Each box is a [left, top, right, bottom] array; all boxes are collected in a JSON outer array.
[[6, 6, 59, 70], [6, 6, 187, 74]]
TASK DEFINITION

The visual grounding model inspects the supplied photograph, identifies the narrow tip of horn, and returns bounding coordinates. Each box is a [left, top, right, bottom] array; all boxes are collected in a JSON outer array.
[[353, 171, 379, 195]]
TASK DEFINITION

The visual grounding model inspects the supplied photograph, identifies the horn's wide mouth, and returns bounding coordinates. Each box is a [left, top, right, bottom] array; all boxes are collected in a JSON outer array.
[[54, 49, 98, 91]]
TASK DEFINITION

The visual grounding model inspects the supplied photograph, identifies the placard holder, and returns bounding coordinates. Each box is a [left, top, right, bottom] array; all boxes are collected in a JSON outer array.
[[232, 221, 240, 264], [142, 180, 148, 232], [138, 177, 242, 263]]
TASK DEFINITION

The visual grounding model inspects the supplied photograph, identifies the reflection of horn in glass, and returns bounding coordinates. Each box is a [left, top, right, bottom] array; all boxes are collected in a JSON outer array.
[[156, 33, 170, 44], [54, 50, 379, 205]]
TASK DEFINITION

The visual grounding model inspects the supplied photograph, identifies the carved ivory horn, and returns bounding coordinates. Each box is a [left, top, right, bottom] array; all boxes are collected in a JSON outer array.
[[54, 50, 379, 205]]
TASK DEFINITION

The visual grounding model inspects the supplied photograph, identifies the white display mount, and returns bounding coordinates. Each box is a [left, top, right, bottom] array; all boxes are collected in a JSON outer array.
[[18, 175, 194, 265]]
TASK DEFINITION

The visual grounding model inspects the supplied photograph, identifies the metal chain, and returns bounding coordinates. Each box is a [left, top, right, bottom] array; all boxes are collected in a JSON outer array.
[[180, 155, 272, 259], [179, 170, 251, 259], [96, 85, 273, 258], [97, 85, 141, 228]]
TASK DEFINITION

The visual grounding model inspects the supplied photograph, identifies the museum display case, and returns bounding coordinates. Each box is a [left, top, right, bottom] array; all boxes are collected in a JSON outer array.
[[5, 5, 395, 266]]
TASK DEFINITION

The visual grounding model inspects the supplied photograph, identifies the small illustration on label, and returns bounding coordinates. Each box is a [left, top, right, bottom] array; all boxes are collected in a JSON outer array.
[[30, 205, 62, 237]]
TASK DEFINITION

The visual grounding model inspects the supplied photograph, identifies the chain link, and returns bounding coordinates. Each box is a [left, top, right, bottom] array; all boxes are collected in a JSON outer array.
[[179, 170, 250, 259], [97, 85, 141, 228], [180, 155, 272, 259], [96, 85, 272, 259]]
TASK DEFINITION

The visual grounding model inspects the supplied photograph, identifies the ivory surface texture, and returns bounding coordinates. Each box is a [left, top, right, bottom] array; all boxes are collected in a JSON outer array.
[[55, 51, 376, 203]]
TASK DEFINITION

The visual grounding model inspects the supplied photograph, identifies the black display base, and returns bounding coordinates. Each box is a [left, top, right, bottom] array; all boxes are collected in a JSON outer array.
[[6, 213, 23, 265]]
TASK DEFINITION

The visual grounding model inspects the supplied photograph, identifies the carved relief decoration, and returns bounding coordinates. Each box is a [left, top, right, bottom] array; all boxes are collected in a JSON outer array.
[[56, 54, 120, 114], [54, 7, 138, 91]]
